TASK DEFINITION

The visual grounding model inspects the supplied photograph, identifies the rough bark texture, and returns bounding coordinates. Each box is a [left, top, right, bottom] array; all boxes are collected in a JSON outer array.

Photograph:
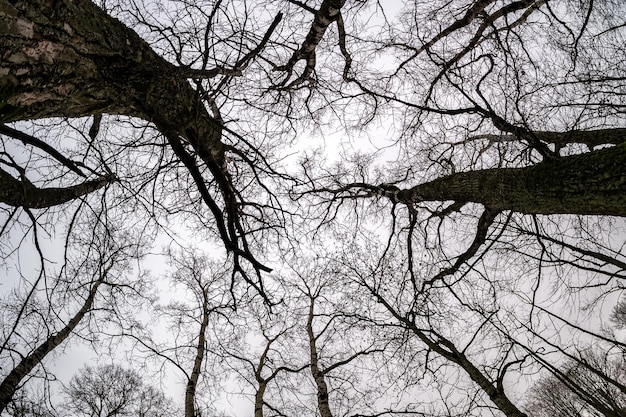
[[0, 168, 114, 208], [1, 0, 223, 160], [0, 278, 103, 412], [298, 0, 345, 57], [394, 142, 626, 216], [1, 0, 270, 272]]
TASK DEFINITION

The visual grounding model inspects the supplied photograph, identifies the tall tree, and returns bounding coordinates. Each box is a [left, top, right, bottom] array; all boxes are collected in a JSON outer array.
[[121, 251, 239, 417], [1, 0, 281, 284], [0, 216, 146, 413], [525, 350, 626, 417]]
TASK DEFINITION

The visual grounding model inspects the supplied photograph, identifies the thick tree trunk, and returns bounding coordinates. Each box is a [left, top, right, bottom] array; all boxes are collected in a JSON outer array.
[[534, 128, 626, 148], [1, 0, 271, 272], [393, 142, 626, 216], [254, 381, 267, 417], [1, 0, 223, 162], [475, 128, 626, 148], [0, 278, 103, 411]]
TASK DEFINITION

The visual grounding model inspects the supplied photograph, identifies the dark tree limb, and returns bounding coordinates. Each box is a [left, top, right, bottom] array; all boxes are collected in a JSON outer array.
[[366, 286, 528, 417], [393, 143, 626, 216], [1, 0, 272, 276], [316, 143, 626, 217], [185, 287, 210, 417], [274, 0, 346, 87], [0, 168, 115, 209], [471, 127, 626, 149], [421, 208, 499, 290], [306, 296, 334, 417]]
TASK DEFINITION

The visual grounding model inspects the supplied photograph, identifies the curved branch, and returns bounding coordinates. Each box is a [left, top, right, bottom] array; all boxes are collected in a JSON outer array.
[[0, 124, 85, 176]]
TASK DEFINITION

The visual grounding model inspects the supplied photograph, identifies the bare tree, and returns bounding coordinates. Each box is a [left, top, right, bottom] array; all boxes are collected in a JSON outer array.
[[121, 250, 239, 417], [219, 304, 308, 417], [63, 364, 175, 417], [1, 0, 286, 295], [525, 350, 626, 417], [2, 0, 626, 415], [0, 217, 146, 413], [4, 389, 56, 417]]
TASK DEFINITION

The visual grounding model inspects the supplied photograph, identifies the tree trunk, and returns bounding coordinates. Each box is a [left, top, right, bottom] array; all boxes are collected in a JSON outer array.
[[0, 278, 103, 411], [306, 298, 334, 417], [394, 142, 626, 216], [0, 0, 227, 170], [1, 0, 223, 161], [1, 0, 271, 272], [254, 381, 267, 417], [185, 289, 210, 417]]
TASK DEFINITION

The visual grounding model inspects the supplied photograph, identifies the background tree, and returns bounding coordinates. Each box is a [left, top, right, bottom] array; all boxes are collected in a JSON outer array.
[[3, 390, 56, 417], [525, 350, 626, 417], [118, 250, 241, 417], [63, 364, 176, 417], [296, 270, 390, 417], [218, 301, 309, 417], [0, 214, 148, 413]]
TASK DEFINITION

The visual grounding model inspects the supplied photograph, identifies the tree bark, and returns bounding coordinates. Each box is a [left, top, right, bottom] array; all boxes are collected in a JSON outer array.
[[0, 168, 114, 208], [274, 0, 346, 84], [1, 0, 271, 272], [306, 298, 334, 417], [0, 0, 221, 180], [185, 289, 210, 417], [0, 278, 103, 411], [474, 128, 626, 149], [533, 128, 626, 148], [1, 0, 223, 160], [254, 337, 271, 417], [392, 142, 626, 216], [254, 380, 267, 417]]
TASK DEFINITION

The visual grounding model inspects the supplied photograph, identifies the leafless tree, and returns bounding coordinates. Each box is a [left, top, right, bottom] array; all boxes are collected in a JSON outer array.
[[3, 389, 56, 417], [2, 0, 626, 415], [525, 349, 626, 417], [218, 302, 309, 417], [119, 250, 241, 417], [0, 217, 146, 413], [62, 364, 176, 417]]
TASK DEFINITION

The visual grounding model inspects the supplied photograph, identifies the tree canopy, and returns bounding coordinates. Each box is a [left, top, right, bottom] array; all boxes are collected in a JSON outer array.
[[1, 0, 625, 416]]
